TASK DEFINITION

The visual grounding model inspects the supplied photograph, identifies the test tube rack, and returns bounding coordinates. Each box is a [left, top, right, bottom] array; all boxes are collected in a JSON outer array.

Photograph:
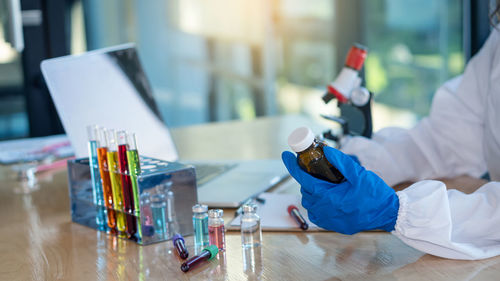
[[67, 156, 197, 245]]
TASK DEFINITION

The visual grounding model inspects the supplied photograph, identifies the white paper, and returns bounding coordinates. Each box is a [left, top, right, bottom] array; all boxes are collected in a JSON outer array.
[[229, 192, 323, 231], [0, 134, 73, 163]]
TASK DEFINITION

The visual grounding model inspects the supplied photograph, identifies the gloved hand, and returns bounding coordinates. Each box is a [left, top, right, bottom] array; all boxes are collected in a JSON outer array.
[[282, 146, 399, 235]]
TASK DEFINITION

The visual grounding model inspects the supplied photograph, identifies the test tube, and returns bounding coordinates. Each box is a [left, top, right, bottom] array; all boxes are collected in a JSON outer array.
[[87, 125, 107, 231], [208, 209, 226, 251], [126, 133, 142, 240], [151, 193, 167, 237], [140, 192, 155, 237], [117, 130, 137, 239], [106, 130, 132, 238], [192, 204, 209, 250], [172, 234, 189, 259], [181, 245, 218, 273], [96, 128, 117, 233]]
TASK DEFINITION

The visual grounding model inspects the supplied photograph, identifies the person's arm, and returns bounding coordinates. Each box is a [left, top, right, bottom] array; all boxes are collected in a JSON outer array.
[[283, 146, 500, 260], [341, 28, 499, 186], [394, 180, 500, 260]]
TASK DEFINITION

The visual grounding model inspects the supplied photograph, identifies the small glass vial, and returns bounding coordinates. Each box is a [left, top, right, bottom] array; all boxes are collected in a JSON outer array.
[[192, 204, 209, 249], [240, 204, 262, 248], [208, 209, 226, 251], [150, 193, 167, 238], [288, 127, 344, 183]]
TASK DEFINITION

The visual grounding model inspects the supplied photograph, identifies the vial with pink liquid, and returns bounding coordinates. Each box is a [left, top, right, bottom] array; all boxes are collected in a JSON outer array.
[[208, 209, 225, 251]]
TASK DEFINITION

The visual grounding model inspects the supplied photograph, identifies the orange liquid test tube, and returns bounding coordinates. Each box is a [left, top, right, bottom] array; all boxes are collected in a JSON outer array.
[[96, 127, 117, 233]]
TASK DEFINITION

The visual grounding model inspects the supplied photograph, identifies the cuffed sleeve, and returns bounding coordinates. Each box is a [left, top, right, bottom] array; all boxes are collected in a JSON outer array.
[[392, 181, 500, 260]]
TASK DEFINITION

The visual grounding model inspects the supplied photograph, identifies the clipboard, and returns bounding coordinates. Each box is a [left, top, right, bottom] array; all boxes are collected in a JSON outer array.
[[228, 192, 326, 232]]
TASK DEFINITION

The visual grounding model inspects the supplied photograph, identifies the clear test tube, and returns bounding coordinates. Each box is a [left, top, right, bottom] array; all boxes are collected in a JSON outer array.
[[166, 190, 179, 237]]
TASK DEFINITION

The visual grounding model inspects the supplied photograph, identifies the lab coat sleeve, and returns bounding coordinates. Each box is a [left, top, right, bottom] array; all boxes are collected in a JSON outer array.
[[393, 180, 500, 260], [341, 28, 499, 186]]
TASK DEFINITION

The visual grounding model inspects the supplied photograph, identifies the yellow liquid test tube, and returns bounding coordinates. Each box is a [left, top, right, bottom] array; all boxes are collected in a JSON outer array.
[[106, 129, 127, 238], [127, 133, 143, 240]]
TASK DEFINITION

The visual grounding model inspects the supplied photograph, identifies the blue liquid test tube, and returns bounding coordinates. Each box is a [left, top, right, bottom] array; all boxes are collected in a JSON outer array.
[[87, 125, 107, 231], [192, 204, 209, 249], [151, 193, 167, 237]]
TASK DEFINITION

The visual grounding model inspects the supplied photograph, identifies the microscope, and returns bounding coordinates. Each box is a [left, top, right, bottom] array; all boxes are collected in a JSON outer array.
[[321, 43, 373, 144]]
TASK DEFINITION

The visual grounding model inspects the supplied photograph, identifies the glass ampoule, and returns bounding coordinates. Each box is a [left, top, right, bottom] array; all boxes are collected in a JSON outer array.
[[151, 193, 167, 238], [240, 204, 262, 248], [96, 127, 117, 233], [87, 125, 107, 231], [106, 129, 128, 238], [192, 204, 209, 250], [288, 127, 344, 183], [208, 209, 226, 251]]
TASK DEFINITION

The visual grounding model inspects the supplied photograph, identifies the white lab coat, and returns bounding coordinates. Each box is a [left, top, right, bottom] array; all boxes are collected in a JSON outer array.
[[341, 27, 500, 260]]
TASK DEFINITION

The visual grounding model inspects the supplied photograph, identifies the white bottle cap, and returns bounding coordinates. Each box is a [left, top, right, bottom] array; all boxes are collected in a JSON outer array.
[[288, 127, 315, 153]]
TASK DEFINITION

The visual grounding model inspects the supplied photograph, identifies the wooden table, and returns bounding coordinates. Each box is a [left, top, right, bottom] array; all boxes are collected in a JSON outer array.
[[0, 115, 496, 281]]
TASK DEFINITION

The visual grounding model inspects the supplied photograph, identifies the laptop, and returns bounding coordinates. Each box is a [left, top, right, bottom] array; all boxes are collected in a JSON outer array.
[[41, 43, 289, 207]]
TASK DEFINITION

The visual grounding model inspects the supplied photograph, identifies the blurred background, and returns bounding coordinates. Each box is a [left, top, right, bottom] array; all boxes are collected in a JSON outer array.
[[0, 0, 496, 140]]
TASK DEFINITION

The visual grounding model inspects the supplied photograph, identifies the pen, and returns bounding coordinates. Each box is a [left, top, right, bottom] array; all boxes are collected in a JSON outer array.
[[288, 205, 309, 230]]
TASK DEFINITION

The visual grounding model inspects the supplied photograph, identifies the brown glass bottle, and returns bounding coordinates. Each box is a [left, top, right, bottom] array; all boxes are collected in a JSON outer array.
[[288, 127, 344, 183]]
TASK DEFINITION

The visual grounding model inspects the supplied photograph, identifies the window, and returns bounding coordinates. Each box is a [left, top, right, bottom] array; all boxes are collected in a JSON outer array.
[[81, 0, 465, 130], [363, 0, 464, 129], [277, 0, 464, 131], [0, 5, 28, 139]]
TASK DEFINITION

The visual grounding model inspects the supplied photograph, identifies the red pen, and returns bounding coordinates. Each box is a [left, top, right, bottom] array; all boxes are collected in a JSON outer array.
[[288, 205, 309, 230]]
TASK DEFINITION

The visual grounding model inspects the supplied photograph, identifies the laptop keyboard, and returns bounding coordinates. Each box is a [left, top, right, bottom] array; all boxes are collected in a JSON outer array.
[[193, 163, 237, 186]]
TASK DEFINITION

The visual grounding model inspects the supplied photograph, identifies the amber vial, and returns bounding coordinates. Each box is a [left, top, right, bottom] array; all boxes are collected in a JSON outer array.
[[288, 127, 344, 183]]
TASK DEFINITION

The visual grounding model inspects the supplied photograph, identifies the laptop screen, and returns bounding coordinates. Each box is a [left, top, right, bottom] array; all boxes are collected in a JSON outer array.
[[41, 44, 178, 161]]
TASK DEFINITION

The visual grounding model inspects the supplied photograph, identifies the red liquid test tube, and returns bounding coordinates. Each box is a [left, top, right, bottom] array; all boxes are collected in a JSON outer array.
[[181, 245, 218, 273], [117, 131, 137, 239], [172, 234, 189, 259]]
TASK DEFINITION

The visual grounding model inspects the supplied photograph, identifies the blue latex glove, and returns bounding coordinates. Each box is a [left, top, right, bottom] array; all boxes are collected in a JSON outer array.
[[282, 146, 399, 235]]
